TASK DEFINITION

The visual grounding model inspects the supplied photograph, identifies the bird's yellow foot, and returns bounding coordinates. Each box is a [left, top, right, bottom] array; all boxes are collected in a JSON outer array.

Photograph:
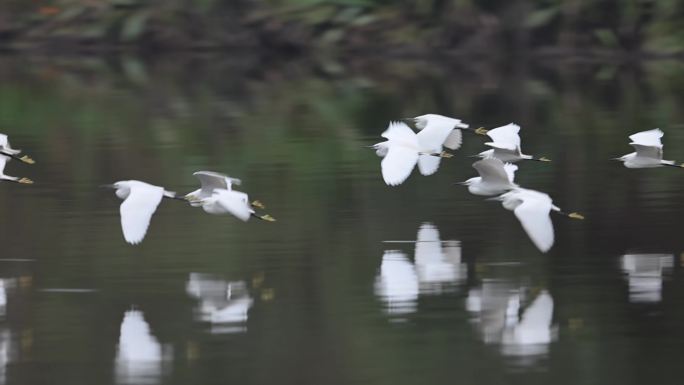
[[20, 155, 35, 165], [18, 177, 33, 184], [252, 200, 266, 209], [475, 127, 489, 135], [568, 212, 585, 220], [440, 151, 454, 158], [261, 288, 275, 301], [260, 214, 276, 222], [539, 157, 552, 162]]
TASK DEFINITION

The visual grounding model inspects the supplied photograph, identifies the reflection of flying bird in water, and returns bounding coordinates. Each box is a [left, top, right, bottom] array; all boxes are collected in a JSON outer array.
[[374, 251, 419, 317], [115, 310, 169, 385], [186, 273, 254, 334], [413, 223, 467, 294], [620, 254, 673, 303]]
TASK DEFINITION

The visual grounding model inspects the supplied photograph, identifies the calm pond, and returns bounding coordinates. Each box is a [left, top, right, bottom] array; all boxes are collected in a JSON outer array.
[[1, 53, 684, 385]]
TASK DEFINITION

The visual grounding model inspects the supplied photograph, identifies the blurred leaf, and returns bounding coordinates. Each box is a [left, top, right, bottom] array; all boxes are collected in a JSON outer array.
[[120, 11, 149, 42], [524, 6, 559, 28], [594, 28, 619, 48]]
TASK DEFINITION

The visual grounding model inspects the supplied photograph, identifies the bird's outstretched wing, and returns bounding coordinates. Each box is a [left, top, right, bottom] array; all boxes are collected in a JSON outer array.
[[381, 121, 419, 147], [473, 158, 511, 185], [629, 129, 663, 147], [213, 190, 252, 222], [443, 129, 463, 150], [629, 143, 663, 160], [503, 163, 518, 183], [193, 171, 241, 194], [383, 147, 419, 185], [417, 154, 441, 176], [486, 123, 521, 147], [484, 142, 519, 152], [513, 193, 554, 253], [416, 118, 454, 151], [120, 184, 164, 245]]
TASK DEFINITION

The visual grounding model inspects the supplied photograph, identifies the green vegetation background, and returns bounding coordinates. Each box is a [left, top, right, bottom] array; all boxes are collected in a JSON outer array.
[[2, 0, 684, 54]]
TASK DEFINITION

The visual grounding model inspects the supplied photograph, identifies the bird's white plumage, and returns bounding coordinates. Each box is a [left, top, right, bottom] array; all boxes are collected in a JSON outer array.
[[499, 189, 555, 253], [194, 171, 240, 195], [0, 134, 20, 155], [443, 129, 463, 151], [416, 119, 455, 152], [377, 122, 421, 185], [417, 154, 441, 176], [203, 189, 253, 222], [463, 158, 518, 196], [414, 114, 468, 150], [486, 123, 521, 146], [115, 181, 167, 245], [0, 157, 7, 177], [629, 129, 663, 148], [618, 129, 675, 168]]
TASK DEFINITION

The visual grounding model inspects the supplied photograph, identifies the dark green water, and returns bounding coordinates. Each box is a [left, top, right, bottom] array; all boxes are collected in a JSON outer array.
[[1, 54, 684, 385]]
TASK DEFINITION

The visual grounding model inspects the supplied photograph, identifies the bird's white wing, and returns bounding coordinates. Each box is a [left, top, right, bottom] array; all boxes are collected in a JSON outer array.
[[417, 154, 441, 176], [472, 158, 510, 184], [443, 129, 463, 150], [0, 134, 19, 155], [486, 123, 521, 146], [513, 194, 554, 253], [193, 171, 241, 194], [213, 190, 252, 222], [629, 143, 663, 160], [503, 163, 518, 183], [381, 121, 419, 148], [120, 184, 164, 245], [417, 119, 454, 150], [381, 146, 419, 186], [629, 129, 663, 147], [415, 223, 443, 265]]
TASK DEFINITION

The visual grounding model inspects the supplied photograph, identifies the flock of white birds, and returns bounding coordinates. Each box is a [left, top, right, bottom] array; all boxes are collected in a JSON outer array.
[[370, 115, 679, 253], [0, 123, 676, 250]]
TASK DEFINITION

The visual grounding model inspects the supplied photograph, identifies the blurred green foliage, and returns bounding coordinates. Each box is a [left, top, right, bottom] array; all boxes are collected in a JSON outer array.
[[1, 0, 684, 54]]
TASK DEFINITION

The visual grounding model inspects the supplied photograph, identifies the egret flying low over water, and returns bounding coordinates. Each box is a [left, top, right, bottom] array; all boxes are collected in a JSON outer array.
[[104, 180, 182, 245], [495, 188, 584, 253], [0, 156, 32, 184], [191, 178, 275, 222], [460, 158, 518, 196], [0, 134, 34, 164], [371, 121, 453, 186], [185, 171, 264, 209], [409, 114, 486, 150], [615, 129, 682, 168], [478, 123, 550, 163]]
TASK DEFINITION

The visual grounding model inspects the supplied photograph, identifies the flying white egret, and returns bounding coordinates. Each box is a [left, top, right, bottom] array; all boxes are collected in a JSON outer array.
[[409, 113, 487, 150], [495, 188, 583, 253], [185, 171, 264, 209], [196, 189, 275, 222], [103, 180, 182, 245], [459, 158, 518, 196], [478, 123, 550, 163], [0, 156, 32, 184], [615, 129, 682, 168], [370, 121, 453, 186], [0, 134, 34, 164]]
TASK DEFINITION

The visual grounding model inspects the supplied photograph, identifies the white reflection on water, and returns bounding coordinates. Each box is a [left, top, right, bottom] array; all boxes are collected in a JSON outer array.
[[620, 254, 674, 303], [186, 273, 253, 334], [115, 310, 170, 385], [376, 223, 467, 319], [467, 282, 556, 364], [414, 224, 467, 294], [374, 251, 419, 318]]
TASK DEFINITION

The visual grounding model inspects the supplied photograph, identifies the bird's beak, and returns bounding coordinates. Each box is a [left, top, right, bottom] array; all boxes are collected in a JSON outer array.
[[453, 181, 469, 186], [99, 184, 115, 189]]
